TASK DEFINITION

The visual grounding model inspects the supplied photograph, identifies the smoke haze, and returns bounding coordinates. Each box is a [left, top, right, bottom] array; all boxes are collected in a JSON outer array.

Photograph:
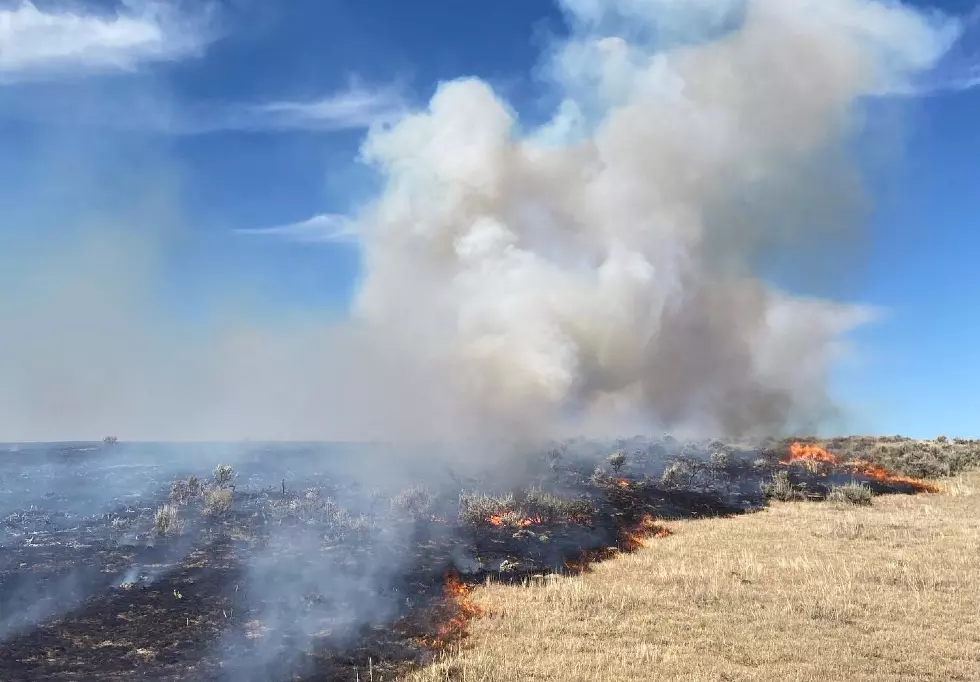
[[0, 0, 963, 443]]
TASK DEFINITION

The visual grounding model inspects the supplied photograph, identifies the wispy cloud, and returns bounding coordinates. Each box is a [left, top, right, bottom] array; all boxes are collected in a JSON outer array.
[[221, 81, 411, 133], [878, 5, 980, 97], [236, 214, 359, 244], [0, 0, 216, 82]]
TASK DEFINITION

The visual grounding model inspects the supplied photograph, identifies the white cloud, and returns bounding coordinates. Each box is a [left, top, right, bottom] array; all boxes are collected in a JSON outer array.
[[0, 0, 215, 81], [236, 214, 359, 244], [230, 81, 410, 132]]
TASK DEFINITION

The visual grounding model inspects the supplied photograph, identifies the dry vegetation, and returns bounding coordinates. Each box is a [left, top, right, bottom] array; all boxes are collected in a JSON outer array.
[[809, 435, 980, 480], [406, 446, 980, 682]]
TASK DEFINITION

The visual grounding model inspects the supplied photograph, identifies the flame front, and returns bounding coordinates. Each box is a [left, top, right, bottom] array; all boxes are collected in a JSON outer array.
[[485, 513, 545, 528], [417, 571, 486, 650], [783, 442, 940, 493], [620, 514, 670, 552], [845, 460, 941, 493], [564, 514, 670, 572], [786, 442, 839, 466]]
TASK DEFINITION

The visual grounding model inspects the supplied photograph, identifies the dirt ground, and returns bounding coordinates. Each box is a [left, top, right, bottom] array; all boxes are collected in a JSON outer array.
[[407, 472, 980, 682]]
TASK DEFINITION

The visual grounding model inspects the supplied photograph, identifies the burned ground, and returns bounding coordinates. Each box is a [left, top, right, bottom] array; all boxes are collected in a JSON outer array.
[[0, 437, 956, 681]]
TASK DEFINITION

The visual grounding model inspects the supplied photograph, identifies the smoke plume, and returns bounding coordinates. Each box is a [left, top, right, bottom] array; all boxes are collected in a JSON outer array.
[[0, 0, 962, 443], [342, 0, 955, 440]]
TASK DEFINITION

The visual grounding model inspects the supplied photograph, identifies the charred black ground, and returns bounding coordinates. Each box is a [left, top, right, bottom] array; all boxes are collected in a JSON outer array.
[[0, 437, 956, 681]]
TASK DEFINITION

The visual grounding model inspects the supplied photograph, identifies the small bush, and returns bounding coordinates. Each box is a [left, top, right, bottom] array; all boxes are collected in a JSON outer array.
[[607, 451, 627, 473], [520, 489, 594, 523], [828, 482, 873, 506], [762, 470, 805, 502], [709, 450, 733, 469], [661, 461, 694, 488], [154, 504, 183, 537], [170, 475, 202, 505], [391, 486, 436, 520], [203, 489, 233, 516], [458, 492, 515, 526], [212, 465, 236, 490]]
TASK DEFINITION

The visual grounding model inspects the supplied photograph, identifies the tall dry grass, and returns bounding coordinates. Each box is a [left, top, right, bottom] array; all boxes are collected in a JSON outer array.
[[406, 472, 980, 682]]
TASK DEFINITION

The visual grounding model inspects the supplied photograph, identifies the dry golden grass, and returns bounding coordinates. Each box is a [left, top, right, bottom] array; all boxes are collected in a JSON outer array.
[[407, 472, 980, 682]]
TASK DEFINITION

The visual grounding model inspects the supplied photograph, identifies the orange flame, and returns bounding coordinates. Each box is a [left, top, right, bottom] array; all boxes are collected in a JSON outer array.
[[786, 442, 839, 466], [845, 460, 941, 494], [783, 442, 939, 493], [614, 478, 632, 489], [564, 514, 670, 573], [620, 514, 671, 552], [485, 513, 544, 528], [417, 571, 485, 650]]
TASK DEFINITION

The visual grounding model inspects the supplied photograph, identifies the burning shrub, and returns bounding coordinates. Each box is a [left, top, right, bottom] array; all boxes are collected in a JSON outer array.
[[793, 437, 980, 480], [391, 486, 436, 521], [458, 492, 515, 526], [212, 464, 236, 490], [154, 504, 183, 537], [607, 451, 627, 473], [203, 489, 233, 516], [828, 482, 873, 506], [762, 471, 805, 502]]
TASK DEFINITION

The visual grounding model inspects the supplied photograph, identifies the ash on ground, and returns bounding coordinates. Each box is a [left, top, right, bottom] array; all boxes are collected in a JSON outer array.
[[0, 437, 946, 681]]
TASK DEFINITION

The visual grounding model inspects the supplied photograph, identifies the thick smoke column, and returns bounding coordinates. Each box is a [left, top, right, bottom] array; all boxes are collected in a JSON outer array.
[[0, 0, 962, 443], [343, 0, 956, 440]]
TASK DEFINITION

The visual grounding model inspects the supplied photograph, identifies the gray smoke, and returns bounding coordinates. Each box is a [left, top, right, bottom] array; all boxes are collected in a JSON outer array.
[[0, 0, 963, 443], [344, 0, 956, 440]]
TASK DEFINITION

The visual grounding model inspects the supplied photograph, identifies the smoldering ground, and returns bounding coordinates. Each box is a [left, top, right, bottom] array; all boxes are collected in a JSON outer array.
[[0, 436, 954, 681], [0, 0, 971, 679]]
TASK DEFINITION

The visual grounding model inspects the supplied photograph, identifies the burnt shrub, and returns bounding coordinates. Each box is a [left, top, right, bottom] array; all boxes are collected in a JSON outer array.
[[203, 489, 233, 516], [154, 504, 183, 537], [169, 475, 202, 505], [212, 464, 236, 490], [607, 451, 627, 473]]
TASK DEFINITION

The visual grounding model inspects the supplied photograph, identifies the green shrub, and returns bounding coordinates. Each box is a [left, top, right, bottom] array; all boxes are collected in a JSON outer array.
[[762, 470, 805, 502], [828, 482, 873, 506]]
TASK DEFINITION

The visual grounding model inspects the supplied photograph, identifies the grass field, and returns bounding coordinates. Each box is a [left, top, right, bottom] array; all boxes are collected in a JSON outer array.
[[407, 471, 980, 682]]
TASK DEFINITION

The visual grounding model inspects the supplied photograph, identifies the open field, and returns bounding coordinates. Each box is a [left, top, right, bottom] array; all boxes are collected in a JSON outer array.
[[408, 470, 980, 682], [0, 437, 974, 681]]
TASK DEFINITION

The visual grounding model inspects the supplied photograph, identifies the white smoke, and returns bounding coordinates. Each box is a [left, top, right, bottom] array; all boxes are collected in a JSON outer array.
[[341, 0, 958, 439], [0, 0, 962, 443]]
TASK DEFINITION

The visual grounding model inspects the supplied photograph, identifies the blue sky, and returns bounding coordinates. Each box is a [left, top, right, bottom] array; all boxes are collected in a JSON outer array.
[[0, 0, 977, 439]]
